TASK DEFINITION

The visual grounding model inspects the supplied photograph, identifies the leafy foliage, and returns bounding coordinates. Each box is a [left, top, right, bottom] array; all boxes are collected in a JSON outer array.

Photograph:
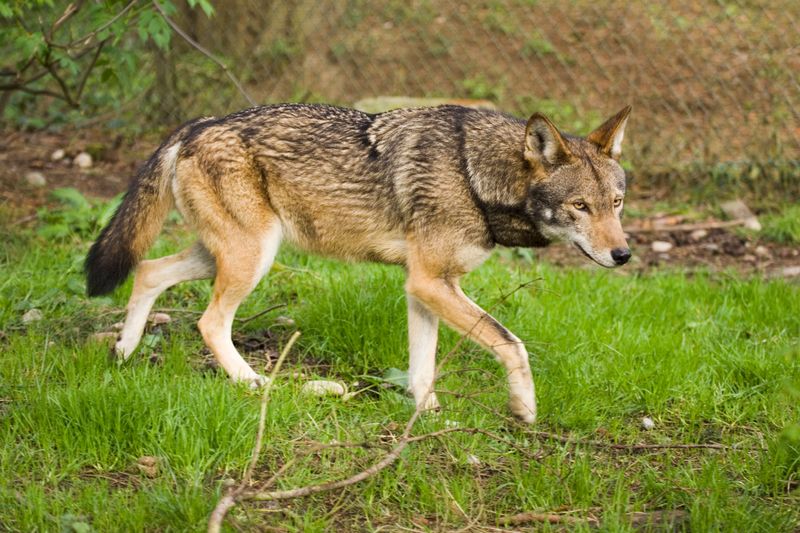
[[1, 0, 214, 128], [36, 187, 123, 241]]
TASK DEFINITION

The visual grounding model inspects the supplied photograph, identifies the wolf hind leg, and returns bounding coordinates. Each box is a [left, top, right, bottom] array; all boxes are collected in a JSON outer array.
[[407, 294, 440, 411], [115, 242, 215, 358], [198, 223, 282, 385]]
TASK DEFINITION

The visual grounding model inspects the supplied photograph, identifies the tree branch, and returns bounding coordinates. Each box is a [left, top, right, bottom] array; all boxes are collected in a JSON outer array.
[[151, 1, 255, 106], [75, 39, 107, 101]]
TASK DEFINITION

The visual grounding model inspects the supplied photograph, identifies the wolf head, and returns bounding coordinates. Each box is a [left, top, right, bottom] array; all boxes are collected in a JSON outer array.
[[523, 106, 632, 268]]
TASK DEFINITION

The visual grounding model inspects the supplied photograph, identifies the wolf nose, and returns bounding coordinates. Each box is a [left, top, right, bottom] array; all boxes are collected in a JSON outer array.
[[611, 247, 631, 265]]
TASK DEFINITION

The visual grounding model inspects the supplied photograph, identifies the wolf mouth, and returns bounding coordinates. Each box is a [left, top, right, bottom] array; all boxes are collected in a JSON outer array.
[[573, 242, 609, 267]]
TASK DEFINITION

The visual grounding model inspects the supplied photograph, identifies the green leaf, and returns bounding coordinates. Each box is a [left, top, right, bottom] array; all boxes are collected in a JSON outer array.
[[51, 188, 91, 210], [382, 367, 409, 389], [196, 0, 215, 17]]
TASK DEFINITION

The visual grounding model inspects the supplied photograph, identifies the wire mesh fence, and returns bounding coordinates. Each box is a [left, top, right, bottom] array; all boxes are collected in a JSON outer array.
[[128, 1, 800, 187]]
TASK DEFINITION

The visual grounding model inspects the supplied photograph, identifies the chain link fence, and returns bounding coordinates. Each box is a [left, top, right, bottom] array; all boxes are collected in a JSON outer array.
[[163, 1, 798, 190]]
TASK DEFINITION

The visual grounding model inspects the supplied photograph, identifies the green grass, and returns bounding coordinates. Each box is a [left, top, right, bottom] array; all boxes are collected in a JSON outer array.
[[760, 204, 800, 245], [1, 208, 799, 532]]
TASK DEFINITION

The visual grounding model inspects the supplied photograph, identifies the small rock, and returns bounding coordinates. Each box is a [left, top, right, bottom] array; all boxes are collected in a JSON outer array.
[[148, 312, 171, 325], [720, 199, 761, 231], [50, 149, 66, 161], [782, 266, 800, 278], [641, 416, 655, 430], [702, 243, 720, 253], [742, 254, 757, 263], [689, 229, 708, 241], [651, 240, 673, 253], [90, 332, 118, 344], [73, 152, 93, 169], [136, 456, 159, 478], [301, 380, 347, 397], [754, 245, 770, 258], [658, 253, 671, 261], [24, 171, 47, 187], [273, 316, 296, 327], [466, 453, 481, 466], [22, 309, 43, 323]]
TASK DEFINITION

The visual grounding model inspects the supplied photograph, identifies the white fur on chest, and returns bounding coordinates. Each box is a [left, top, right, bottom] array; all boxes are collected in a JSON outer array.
[[455, 245, 492, 272]]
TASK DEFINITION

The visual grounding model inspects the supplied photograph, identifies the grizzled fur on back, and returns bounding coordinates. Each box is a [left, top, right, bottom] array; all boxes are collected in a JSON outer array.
[[173, 104, 549, 263]]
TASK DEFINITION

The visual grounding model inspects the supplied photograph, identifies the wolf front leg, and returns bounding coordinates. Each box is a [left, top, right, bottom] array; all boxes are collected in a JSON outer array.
[[405, 273, 536, 423], [406, 294, 441, 411]]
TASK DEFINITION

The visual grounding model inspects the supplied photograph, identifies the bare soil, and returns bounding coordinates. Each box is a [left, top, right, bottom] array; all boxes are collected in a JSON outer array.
[[2, 128, 798, 277]]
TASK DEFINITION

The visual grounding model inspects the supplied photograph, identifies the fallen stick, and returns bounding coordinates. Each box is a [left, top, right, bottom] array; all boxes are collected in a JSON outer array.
[[500, 511, 598, 527], [533, 431, 763, 451], [625, 218, 748, 234], [500, 509, 687, 528]]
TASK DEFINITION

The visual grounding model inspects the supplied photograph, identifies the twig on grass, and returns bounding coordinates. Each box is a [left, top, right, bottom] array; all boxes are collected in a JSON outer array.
[[207, 330, 300, 533], [236, 303, 288, 325], [500, 511, 598, 527], [532, 431, 764, 452], [499, 508, 688, 529], [625, 218, 749, 234]]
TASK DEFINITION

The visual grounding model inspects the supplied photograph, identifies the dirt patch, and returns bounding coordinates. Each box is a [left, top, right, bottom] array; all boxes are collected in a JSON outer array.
[[0, 128, 158, 213]]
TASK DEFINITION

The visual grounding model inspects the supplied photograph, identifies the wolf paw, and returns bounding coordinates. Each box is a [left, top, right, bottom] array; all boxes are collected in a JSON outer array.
[[419, 392, 441, 413], [509, 395, 537, 424], [248, 374, 270, 389]]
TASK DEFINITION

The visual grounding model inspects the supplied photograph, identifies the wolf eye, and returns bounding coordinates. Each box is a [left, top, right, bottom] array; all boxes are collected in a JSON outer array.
[[573, 201, 587, 211], [613, 198, 623, 207]]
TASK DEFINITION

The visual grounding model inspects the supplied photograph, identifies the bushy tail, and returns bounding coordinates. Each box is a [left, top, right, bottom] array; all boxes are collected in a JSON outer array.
[[84, 141, 182, 296]]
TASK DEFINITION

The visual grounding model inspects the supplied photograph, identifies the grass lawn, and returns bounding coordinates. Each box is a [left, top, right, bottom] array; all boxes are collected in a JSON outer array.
[[1, 202, 799, 532]]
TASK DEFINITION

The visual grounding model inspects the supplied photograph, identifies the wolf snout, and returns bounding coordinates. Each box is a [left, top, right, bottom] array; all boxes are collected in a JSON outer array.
[[611, 247, 632, 265]]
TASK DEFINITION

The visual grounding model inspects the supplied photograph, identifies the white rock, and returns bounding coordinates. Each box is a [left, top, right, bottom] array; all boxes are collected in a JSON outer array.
[[466, 453, 481, 466], [651, 240, 673, 253], [782, 266, 800, 278], [301, 380, 347, 397], [720, 199, 761, 231], [74, 152, 93, 169], [51, 149, 66, 161], [25, 171, 47, 187], [22, 308, 43, 323], [148, 312, 171, 325], [641, 416, 655, 430], [754, 246, 770, 258], [273, 316, 296, 327], [689, 229, 708, 241]]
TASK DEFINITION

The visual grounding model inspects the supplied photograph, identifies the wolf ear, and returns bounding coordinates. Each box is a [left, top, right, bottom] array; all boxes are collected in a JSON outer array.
[[586, 105, 631, 160], [524, 113, 574, 166]]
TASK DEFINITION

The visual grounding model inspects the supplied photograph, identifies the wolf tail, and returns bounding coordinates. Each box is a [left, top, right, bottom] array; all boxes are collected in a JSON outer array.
[[84, 121, 201, 296]]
